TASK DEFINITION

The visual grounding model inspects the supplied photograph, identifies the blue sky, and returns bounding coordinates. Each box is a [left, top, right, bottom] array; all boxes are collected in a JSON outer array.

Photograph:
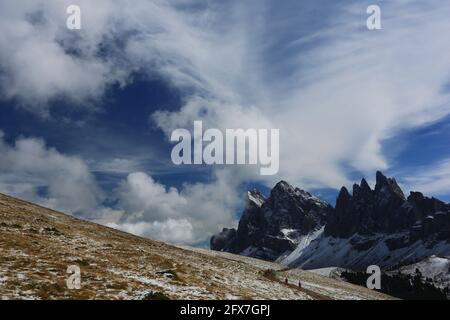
[[1, 0, 450, 245]]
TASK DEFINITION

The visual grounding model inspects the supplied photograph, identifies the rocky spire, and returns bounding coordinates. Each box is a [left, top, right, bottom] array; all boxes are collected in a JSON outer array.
[[326, 172, 412, 237], [374, 171, 405, 200], [336, 186, 351, 206], [360, 178, 371, 193], [211, 179, 332, 261]]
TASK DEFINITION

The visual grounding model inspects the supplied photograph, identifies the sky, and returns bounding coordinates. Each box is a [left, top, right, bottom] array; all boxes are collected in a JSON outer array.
[[1, 0, 450, 246]]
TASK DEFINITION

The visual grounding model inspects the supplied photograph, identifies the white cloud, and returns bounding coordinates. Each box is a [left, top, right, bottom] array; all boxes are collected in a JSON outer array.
[[149, 1, 450, 189], [0, 131, 102, 214], [0, 0, 132, 114], [113, 171, 239, 244], [0, 0, 258, 115], [403, 159, 450, 197], [108, 219, 195, 244], [4, 1, 450, 188], [116, 172, 187, 221], [91, 158, 141, 175]]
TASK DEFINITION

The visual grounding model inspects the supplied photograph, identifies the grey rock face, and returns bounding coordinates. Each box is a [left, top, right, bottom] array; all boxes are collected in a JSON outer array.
[[211, 181, 333, 261], [325, 171, 450, 241], [210, 228, 236, 252]]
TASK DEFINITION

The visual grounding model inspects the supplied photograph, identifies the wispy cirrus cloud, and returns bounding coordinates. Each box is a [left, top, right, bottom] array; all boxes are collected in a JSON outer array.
[[3, 0, 450, 187], [403, 159, 450, 197], [147, 0, 450, 189]]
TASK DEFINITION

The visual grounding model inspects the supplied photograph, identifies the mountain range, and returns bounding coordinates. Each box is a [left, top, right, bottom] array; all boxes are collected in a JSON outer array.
[[211, 171, 450, 296]]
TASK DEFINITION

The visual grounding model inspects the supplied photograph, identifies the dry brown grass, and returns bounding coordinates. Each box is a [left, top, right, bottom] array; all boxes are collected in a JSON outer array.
[[0, 193, 394, 300]]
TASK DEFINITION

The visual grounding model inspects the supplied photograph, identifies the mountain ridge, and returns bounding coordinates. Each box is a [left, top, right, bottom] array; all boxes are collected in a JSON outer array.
[[211, 180, 332, 261], [211, 172, 450, 275]]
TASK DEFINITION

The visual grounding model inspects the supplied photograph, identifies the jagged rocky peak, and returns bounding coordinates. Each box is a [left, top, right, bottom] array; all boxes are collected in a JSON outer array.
[[360, 178, 371, 191], [353, 178, 372, 198], [407, 191, 449, 220], [337, 186, 351, 202], [375, 170, 405, 200], [326, 171, 410, 237], [340, 171, 406, 202], [265, 180, 331, 231], [211, 180, 333, 261], [272, 180, 317, 197], [269, 180, 296, 202], [274, 180, 292, 191], [326, 171, 450, 239], [269, 180, 330, 210]]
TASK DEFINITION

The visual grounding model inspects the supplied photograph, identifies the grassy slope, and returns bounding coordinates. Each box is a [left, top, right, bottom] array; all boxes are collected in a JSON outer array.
[[0, 193, 393, 300]]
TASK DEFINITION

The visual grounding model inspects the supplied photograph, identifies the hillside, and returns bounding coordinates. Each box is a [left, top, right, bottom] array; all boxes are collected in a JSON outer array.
[[0, 193, 391, 300]]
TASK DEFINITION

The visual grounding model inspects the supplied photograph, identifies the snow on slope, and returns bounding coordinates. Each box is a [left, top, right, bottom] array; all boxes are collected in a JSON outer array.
[[247, 190, 265, 208], [182, 246, 394, 300], [308, 267, 345, 278], [276, 227, 324, 265], [389, 256, 450, 289], [280, 231, 450, 270]]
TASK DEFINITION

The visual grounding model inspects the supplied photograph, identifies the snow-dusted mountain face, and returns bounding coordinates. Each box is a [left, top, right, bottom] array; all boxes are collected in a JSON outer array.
[[389, 256, 450, 290], [211, 181, 332, 261], [211, 172, 450, 272]]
